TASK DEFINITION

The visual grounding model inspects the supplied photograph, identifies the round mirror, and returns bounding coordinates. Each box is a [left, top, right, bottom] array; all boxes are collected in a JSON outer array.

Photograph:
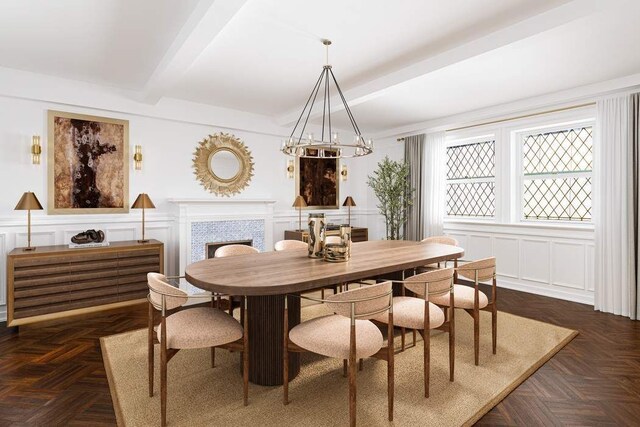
[[193, 133, 255, 196], [209, 149, 240, 181]]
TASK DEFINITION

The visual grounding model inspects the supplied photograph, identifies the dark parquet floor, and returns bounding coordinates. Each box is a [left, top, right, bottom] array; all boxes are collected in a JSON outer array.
[[0, 286, 639, 426]]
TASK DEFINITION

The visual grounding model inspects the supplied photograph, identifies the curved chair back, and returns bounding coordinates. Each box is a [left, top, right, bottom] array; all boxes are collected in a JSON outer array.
[[326, 281, 393, 320], [147, 272, 188, 311], [421, 235, 458, 246], [215, 244, 259, 258], [274, 240, 308, 251], [404, 268, 454, 298], [457, 257, 496, 282]]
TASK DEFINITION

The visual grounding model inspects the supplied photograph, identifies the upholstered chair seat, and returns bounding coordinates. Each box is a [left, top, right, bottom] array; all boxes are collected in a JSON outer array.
[[430, 284, 489, 310], [374, 296, 444, 330], [157, 307, 243, 350], [289, 314, 383, 359]]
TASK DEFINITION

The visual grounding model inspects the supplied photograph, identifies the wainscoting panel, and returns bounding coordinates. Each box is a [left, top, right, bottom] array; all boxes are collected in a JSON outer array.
[[493, 237, 519, 278], [551, 242, 586, 290], [521, 239, 551, 284], [443, 221, 594, 305]]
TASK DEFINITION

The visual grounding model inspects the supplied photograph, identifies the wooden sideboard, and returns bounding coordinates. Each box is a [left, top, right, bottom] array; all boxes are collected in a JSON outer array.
[[6, 240, 163, 326], [284, 226, 368, 243]]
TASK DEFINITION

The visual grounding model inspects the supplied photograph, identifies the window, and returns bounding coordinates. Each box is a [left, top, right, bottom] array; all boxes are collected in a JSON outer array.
[[520, 125, 593, 221], [446, 139, 496, 217]]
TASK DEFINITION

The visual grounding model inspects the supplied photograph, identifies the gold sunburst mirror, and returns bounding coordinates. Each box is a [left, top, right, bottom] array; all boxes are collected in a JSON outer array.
[[192, 133, 254, 196]]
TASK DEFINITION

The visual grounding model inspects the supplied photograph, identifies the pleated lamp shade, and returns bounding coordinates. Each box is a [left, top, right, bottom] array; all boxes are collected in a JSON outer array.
[[342, 196, 356, 207], [14, 192, 43, 211], [132, 193, 155, 209], [292, 195, 307, 208]]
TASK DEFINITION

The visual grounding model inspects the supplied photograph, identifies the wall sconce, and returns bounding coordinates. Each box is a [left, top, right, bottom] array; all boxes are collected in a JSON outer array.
[[340, 164, 348, 181], [133, 145, 143, 170], [31, 135, 42, 165], [286, 159, 294, 179]]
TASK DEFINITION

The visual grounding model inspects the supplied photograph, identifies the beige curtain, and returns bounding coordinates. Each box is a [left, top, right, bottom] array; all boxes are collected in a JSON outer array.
[[404, 134, 425, 241]]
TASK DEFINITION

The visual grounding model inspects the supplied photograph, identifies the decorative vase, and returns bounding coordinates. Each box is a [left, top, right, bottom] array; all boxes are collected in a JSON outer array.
[[340, 224, 352, 259], [307, 213, 326, 258]]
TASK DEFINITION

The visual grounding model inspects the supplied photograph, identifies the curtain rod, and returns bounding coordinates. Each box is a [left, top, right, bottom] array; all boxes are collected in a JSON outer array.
[[396, 102, 596, 141]]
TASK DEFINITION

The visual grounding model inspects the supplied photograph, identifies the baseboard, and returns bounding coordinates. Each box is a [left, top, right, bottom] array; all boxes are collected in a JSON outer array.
[[458, 277, 594, 306]]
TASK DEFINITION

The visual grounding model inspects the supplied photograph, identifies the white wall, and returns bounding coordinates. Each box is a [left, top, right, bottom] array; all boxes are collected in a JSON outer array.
[[0, 78, 391, 321]]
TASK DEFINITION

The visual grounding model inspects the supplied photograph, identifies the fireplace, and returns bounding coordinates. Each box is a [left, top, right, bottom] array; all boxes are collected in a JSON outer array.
[[206, 239, 253, 259]]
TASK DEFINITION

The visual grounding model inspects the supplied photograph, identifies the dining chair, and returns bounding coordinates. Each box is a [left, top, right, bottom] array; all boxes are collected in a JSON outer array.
[[418, 235, 459, 271], [374, 268, 455, 398], [274, 239, 308, 251], [214, 244, 259, 318], [283, 281, 394, 427], [147, 273, 248, 427], [429, 257, 497, 365]]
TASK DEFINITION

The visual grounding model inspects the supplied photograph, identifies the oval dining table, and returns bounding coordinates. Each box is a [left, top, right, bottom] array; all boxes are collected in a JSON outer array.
[[185, 239, 464, 386]]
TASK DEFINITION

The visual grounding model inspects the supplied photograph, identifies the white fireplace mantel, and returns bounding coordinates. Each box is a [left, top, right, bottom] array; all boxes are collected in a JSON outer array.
[[169, 198, 277, 286]]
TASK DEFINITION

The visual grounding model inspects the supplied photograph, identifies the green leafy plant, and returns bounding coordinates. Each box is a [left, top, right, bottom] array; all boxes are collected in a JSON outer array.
[[367, 156, 414, 240]]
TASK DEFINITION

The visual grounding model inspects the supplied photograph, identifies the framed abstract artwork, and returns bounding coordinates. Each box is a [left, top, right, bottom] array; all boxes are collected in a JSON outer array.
[[295, 149, 339, 209], [47, 110, 129, 214]]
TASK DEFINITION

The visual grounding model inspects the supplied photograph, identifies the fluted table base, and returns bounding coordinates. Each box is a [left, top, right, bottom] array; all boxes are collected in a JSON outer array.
[[246, 295, 301, 386]]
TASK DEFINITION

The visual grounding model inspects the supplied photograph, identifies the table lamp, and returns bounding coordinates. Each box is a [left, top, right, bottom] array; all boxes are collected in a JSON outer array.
[[132, 193, 155, 243], [14, 192, 43, 251], [342, 196, 356, 226], [292, 195, 307, 231]]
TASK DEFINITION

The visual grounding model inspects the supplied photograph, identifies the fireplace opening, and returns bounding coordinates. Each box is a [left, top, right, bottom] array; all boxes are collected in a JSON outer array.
[[206, 239, 253, 259]]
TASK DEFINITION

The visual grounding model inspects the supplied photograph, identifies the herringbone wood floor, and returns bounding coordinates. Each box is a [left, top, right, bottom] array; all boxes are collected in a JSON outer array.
[[0, 286, 639, 426]]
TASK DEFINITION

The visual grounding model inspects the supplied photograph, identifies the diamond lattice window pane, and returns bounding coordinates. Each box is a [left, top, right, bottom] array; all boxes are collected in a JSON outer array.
[[446, 182, 495, 217], [447, 141, 495, 180], [523, 177, 592, 221], [523, 127, 593, 175]]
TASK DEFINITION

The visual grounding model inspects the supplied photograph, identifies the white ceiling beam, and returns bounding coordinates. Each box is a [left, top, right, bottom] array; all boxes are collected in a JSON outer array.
[[275, 0, 605, 127], [141, 0, 248, 104]]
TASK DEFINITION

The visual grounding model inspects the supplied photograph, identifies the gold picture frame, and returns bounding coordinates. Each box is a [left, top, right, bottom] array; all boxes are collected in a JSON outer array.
[[47, 110, 129, 214], [192, 133, 254, 196], [295, 149, 340, 209]]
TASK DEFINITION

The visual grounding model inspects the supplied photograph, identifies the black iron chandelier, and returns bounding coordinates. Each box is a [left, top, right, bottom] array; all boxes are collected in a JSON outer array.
[[281, 40, 373, 159]]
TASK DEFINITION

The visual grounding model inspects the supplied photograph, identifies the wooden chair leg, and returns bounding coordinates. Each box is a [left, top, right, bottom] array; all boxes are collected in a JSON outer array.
[[401, 327, 406, 351], [492, 303, 497, 355], [449, 308, 455, 382], [283, 304, 289, 405], [211, 347, 215, 368], [473, 308, 480, 366], [343, 359, 347, 377], [358, 358, 363, 371], [424, 328, 430, 398], [243, 304, 249, 407], [387, 313, 394, 422], [412, 329, 416, 346], [321, 288, 325, 299], [148, 303, 154, 398], [349, 340, 357, 427], [160, 318, 167, 427]]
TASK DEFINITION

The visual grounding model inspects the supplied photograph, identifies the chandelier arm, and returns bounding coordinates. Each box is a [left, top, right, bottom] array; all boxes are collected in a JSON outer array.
[[289, 68, 327, 140], [321, 68, 328, 143], [298, 67, 327, 145], [329, 68, 362, 137], [328, 68, 332, 147]]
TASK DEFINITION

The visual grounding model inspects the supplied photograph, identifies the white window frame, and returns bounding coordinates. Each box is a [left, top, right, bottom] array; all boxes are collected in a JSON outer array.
[[514, 119, 595, 225], [445, 134, 497, 220]]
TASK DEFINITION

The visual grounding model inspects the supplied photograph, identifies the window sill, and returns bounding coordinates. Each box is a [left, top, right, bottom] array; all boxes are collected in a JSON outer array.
[[443, 218, 594, 232]]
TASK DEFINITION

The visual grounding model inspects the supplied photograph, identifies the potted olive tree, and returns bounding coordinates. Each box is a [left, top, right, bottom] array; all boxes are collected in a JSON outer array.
[[367, 156, 414, 240]]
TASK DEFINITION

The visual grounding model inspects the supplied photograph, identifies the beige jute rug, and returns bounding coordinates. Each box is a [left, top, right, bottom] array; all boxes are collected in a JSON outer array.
[[101, 305, 577, 426]]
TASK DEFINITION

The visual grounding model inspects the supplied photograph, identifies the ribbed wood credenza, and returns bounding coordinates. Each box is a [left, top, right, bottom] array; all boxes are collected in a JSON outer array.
[[6, 240, 163, 326]]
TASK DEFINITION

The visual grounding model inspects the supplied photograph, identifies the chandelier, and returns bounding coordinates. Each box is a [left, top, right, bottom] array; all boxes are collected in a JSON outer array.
[[281, 40, 373, 158]]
